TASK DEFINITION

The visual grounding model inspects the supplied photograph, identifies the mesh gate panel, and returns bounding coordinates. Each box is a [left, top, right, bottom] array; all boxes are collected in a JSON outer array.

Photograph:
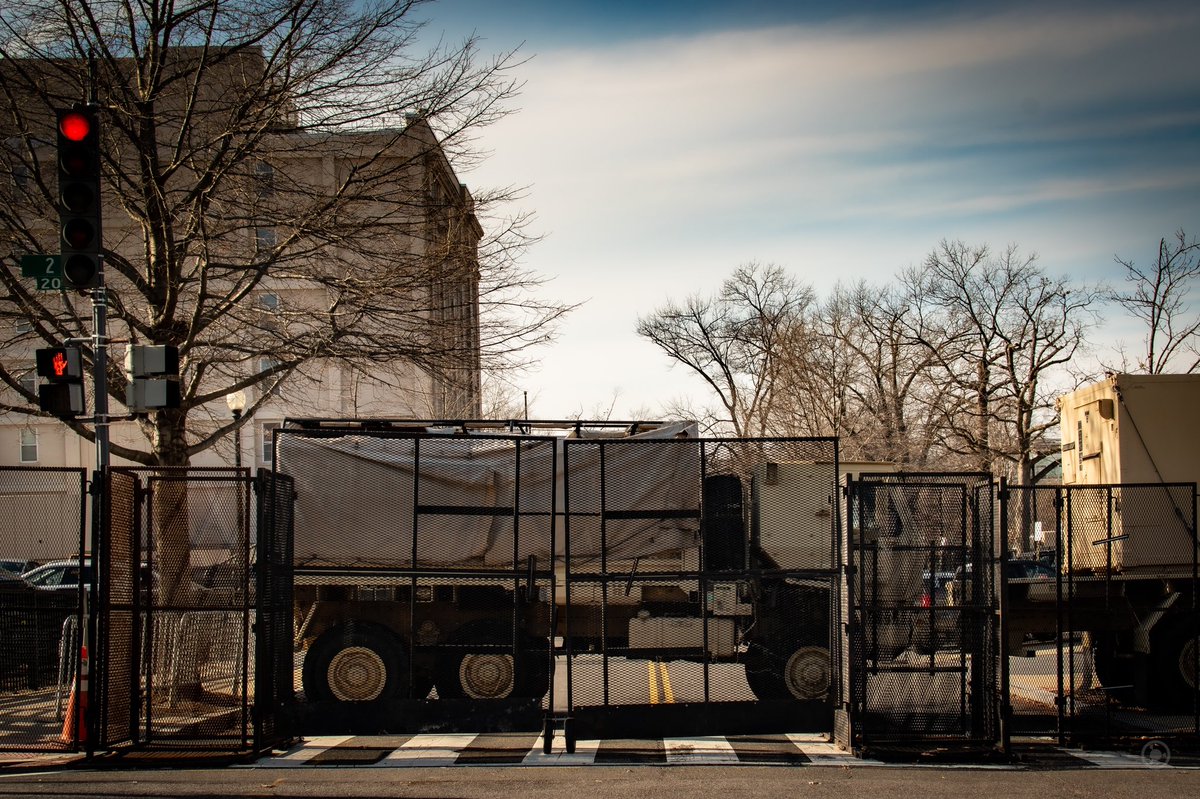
[[846, 474, 999, 752], [102, 468, 256, 751], [1003, 483, 1199, 743], [561, 436, 840, 740], [276, 426, 840, 740], [255, 470, 294, 749], [0, 467, 87, 752], [99, 469, 137, 749], [278, 429, 556, 734]]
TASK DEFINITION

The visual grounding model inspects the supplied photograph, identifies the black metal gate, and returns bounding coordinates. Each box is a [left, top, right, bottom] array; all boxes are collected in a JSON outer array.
[[1001, 482, 1199, 745], [97, 467, 255, 751], [841, 473, 1000, 755], [0, 466, 88, 752], [271, 423, 843, 749], [558, 436, 841, 746], [255, 469, 295, 750], [275, 427, 558, 739]]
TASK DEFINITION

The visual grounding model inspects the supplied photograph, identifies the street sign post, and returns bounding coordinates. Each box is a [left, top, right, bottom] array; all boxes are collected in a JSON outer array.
[[20, 254, 64, 291]]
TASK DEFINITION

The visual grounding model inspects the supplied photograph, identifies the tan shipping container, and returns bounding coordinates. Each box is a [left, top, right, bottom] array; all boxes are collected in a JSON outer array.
[[1057, 374, 1199, 573]]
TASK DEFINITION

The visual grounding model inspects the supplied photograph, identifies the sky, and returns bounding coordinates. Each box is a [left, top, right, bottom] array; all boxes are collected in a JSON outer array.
[[421, 0, 1200, 419]]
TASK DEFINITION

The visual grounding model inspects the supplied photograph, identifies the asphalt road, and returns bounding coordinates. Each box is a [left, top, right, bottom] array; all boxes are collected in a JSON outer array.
[[1, 764, 1198, 799]]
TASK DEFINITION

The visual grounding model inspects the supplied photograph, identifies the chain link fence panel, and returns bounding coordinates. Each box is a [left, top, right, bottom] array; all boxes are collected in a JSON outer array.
[[1003, 483, 1199, 746], [0, 467, 87, 752]]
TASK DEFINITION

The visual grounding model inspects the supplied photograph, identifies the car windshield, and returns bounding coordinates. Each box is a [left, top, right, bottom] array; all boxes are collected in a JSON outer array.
[[24, 563, 89, 587]]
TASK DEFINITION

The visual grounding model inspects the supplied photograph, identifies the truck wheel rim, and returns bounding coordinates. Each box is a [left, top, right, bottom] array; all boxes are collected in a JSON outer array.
[[784, 646, 830, 700], [1180, 638, 1198, 691], [459, 653, 514, 699], [328, 645, 386, 701]]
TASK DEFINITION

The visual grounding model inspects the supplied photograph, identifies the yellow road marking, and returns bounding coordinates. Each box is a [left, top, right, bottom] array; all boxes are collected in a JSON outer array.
[[648, 662, 674, 705], [658, 662, 674, 704]]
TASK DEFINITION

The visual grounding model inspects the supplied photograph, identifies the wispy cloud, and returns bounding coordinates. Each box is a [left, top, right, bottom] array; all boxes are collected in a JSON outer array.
[[456, 1, 1200, 414]]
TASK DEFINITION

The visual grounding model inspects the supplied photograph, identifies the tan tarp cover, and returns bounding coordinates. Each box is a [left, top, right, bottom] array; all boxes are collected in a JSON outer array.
[[279, 423, 701, 569]]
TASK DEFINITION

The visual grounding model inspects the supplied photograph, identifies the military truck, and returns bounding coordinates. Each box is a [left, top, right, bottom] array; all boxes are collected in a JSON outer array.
[[1008, 374, 1200, 708], [275, 421, 905, 711]]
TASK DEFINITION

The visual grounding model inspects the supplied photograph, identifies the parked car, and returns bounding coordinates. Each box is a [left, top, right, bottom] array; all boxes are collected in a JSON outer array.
[[911, 559, 1058, 653], [1035, 548, 1058, 569], [21, 559, 92, 591], [23, 558, 172, 604], [945, 559, 1056, 606], [919, 571, 957, 607], [0, 570, 77, 689], [0, 558, 42, 577]]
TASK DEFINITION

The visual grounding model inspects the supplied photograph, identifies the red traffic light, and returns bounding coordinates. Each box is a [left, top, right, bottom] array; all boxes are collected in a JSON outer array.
[[55, 107, 102, 290], [59, 111, 93, 142], [63, 218, 95, 249]]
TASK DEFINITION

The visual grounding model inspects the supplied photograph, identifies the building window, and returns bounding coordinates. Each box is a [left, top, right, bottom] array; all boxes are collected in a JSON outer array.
[[259, 293, 281, 312], [255, 226, 277, 252], [20, 429, 38, 463], [19, 372, 36, 401], [12, 164, 29, 189], [261, 422, 280, 463], [15, 319, 32, 334], [255, 161, 275, 197], [258, 357, 281, 397]]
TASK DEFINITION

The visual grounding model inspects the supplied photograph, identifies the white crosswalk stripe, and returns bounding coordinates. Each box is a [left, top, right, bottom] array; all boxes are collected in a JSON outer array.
[[238, 734, 1200, 770], [250, 733, 866, 768]]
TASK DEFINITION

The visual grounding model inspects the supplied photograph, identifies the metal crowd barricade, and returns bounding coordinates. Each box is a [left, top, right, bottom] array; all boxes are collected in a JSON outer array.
[[54, 615, 80, 721]]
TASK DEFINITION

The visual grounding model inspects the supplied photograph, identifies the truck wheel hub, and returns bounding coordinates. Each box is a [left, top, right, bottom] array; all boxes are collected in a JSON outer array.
[[784, 646, 830, 700], [459, 653, 514, 699], [328, 645, 386, 701], [1180, 638, 1198, 691]]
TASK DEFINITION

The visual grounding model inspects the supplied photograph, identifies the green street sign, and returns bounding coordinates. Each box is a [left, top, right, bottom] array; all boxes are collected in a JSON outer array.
[[19, 254, 64, 291]]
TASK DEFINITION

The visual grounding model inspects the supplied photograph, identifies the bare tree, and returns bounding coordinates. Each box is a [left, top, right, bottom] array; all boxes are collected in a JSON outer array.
[[1106, 229, 1200, 374], [907, 240, 1100, 483], [0, 0, 571, 469], [803, 280, 948, 466], [636, 263, 814, 438]]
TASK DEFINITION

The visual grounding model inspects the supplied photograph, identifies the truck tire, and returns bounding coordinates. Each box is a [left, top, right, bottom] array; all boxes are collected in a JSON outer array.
[[302, 621, 411, 703], [1089, 631, 1135, 704], [516, 636, 552, 699], [436, 620, 549, 700], [744, 637, 831, 701], [1150, 615, 1200, 709]]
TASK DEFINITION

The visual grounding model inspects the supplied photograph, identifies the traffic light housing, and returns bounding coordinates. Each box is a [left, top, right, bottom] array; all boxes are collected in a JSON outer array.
[[35, 346, 86, 418], [56, 107, 102, 290], [126, 344, 181, 410]]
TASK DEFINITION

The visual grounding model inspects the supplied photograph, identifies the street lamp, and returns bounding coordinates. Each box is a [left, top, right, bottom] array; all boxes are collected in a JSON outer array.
[[225, 390, 247, 470]]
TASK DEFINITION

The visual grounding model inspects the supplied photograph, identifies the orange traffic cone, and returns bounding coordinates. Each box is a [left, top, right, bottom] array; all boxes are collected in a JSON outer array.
[[61, 644, 89, 744]]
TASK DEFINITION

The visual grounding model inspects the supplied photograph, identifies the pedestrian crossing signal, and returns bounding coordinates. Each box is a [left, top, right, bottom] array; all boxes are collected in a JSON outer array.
[[35, 346, 85, 417]]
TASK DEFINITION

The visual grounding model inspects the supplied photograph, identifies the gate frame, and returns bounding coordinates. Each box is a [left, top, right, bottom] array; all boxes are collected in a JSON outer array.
[[0, 466, 89, 754], [840, 471, 1001, 757], [1000, 481, 1200, 748], [274, 424, 560, 740], [96, 466, 257, 754], [558, 435, 842, 749]]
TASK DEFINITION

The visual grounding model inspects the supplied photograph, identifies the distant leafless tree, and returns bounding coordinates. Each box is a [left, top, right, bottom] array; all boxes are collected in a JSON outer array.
[[802, 280, 948, 466], [907, 240, 1101, 483], [636, 262, 814, 437], [1106, 229, 1200, 374]]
